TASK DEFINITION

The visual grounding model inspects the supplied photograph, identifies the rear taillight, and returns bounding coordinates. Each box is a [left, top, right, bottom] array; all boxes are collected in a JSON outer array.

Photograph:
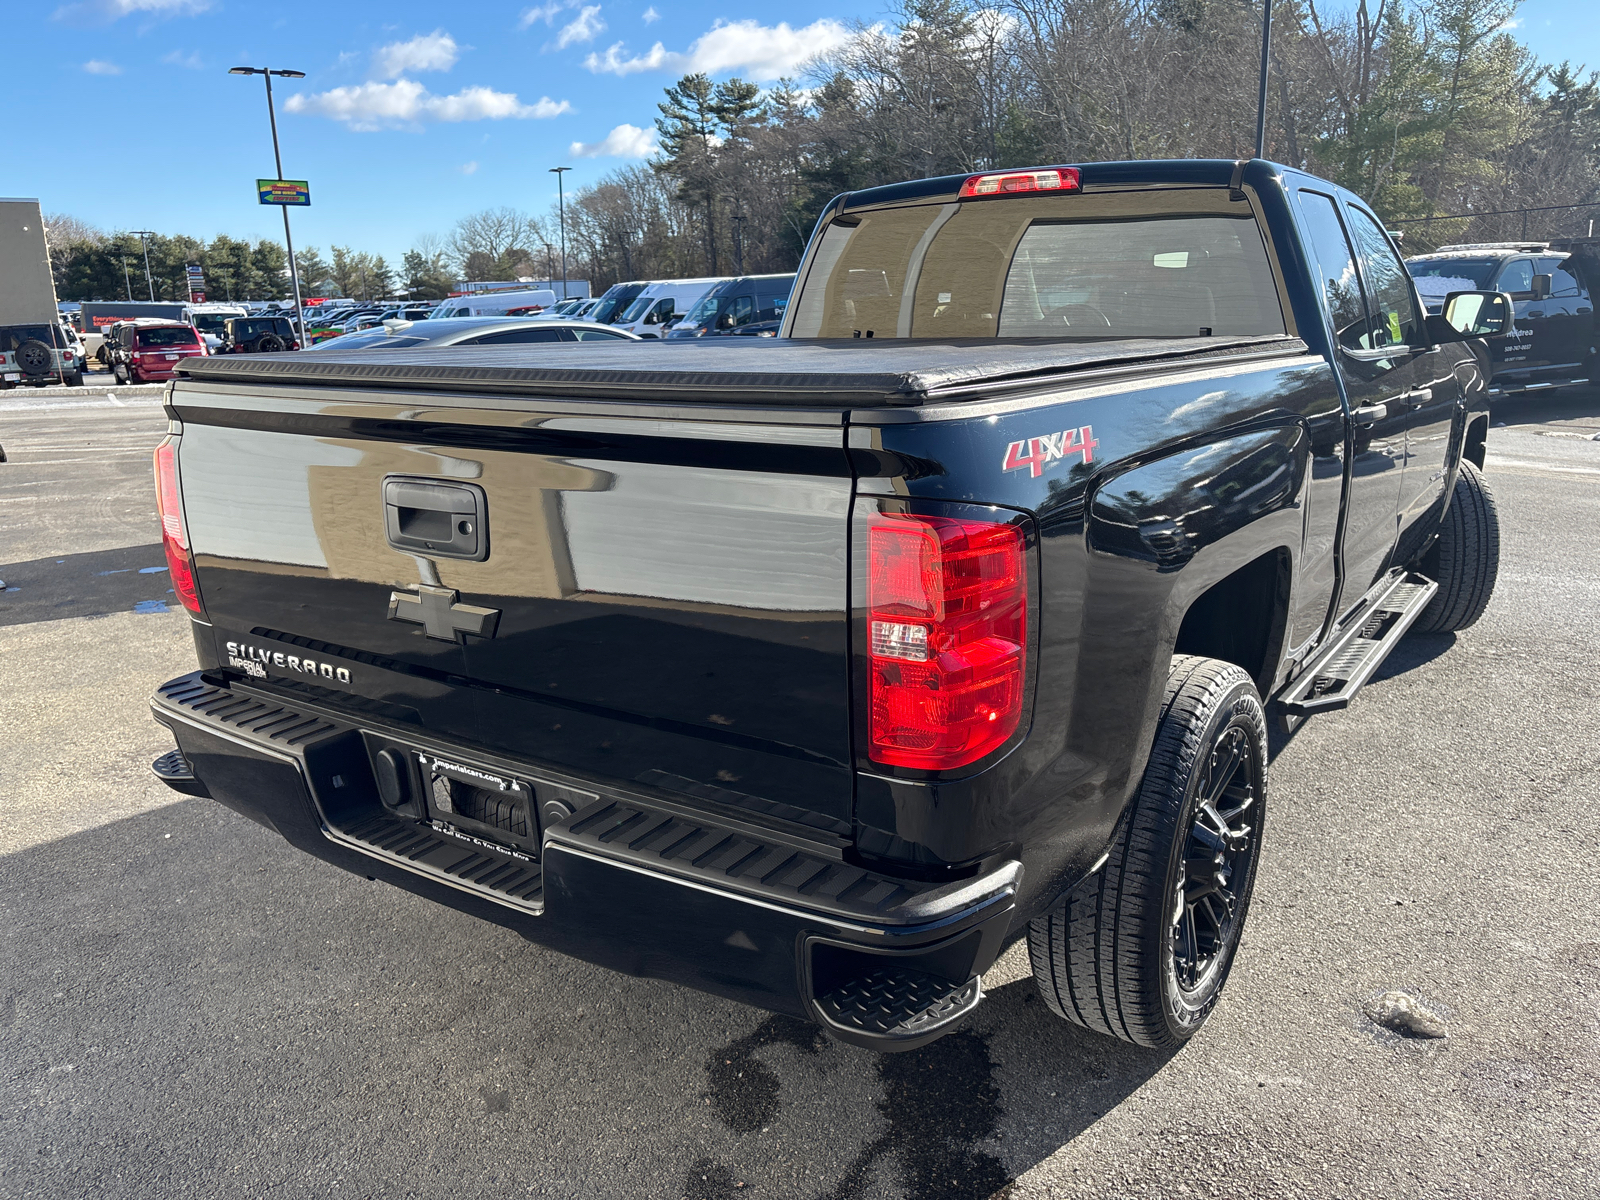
[[867, 513, 1027, 770], [153, 439, 203, 614], [958, 167, 1080, 198]]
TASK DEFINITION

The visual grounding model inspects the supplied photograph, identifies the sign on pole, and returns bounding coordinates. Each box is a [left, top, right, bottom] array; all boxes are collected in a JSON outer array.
[[186, 263, 206, 304], [257, 179, 311, 206]]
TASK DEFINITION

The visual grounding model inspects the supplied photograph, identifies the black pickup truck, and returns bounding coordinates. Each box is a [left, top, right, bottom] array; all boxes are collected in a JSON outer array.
[[148, 159, 1508, 1053]]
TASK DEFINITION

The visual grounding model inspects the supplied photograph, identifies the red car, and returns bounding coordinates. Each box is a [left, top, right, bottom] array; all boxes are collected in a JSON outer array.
[[110, 322, 208, 384]]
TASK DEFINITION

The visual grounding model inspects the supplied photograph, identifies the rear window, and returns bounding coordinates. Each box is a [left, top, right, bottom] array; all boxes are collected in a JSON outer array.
[[0, 325, 66, 350], [789, 191, 1286, 339], [137, 326, 200, 347]]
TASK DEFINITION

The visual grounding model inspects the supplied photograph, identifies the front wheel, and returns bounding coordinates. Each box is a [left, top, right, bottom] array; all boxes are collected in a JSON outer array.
[[1028, 655, 1267, 1050], [1412, 460, 1499, 633]]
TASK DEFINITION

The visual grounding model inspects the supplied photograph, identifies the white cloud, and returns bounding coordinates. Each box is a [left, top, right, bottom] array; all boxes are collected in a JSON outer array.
[[519, 0, 572, 28], [82, 59, 122, 74], [584, 18, 850, 81], [642, 5, 659, 22], [554, 5, 605, 48], [1495, 16, 1521, 29], [161, 48, 203, 68], [55, 0, 209, 20], [374, 30, 459, 78], [460, 160, 480, 174], [570, 122, 658, 158], [285, 80, 573, 130]]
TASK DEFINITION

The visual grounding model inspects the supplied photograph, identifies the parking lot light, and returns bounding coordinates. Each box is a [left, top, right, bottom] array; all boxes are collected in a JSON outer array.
[[229, 67, 309, 346]]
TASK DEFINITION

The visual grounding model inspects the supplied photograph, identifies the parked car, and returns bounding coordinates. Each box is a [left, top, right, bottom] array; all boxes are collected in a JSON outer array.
[[303, 316, 643, 352], [149, 158, 1508, 1056], [107, 321, 206, 384], [667, 274, 795, 338], [531, 297, 590, 319], [1406, 239, 1597, 392], [58, 321, 90, 368], [189, 304, 250, 352], [609, 277, 729, 338], [430, 290, 561, 319], [0, 321, 83, 387], [584, 282, 650, 327], [218, 316, 301, 354]]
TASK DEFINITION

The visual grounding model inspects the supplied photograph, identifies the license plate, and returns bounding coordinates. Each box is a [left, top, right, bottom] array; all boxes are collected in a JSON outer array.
[[3, 373, 17, 382], [420, 752, 539, 854], [165, 353, 180, 361]]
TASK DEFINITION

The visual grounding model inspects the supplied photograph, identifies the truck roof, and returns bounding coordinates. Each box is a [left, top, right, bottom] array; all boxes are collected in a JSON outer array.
[[174, 333, 1304, 408]]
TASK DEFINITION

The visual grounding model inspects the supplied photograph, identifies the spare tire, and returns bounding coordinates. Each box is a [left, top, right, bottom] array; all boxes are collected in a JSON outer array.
[[254, 332, 286, 353], [16, 339, 54, 376]]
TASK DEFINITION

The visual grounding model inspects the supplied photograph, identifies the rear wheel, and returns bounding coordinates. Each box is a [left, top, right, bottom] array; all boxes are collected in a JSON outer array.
[[65, 371, 83, 387], [1028, 655, 1267, 1050], [1413, 460, 1499, 633]]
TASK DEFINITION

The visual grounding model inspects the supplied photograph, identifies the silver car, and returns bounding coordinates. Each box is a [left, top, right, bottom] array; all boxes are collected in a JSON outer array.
[[305, 316, 643, 352]]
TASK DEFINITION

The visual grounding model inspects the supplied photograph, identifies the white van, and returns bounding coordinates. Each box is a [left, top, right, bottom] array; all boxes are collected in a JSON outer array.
[[430, 289, 559, 319], [609, 278, 730, 338]]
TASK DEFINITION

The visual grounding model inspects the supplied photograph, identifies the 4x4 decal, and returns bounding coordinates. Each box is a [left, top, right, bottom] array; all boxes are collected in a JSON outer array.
[[1003, 425, 1098, 478]]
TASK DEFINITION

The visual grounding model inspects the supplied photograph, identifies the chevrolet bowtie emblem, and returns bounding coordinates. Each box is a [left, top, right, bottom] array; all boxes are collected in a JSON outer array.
[[387, 585, 501, 643]]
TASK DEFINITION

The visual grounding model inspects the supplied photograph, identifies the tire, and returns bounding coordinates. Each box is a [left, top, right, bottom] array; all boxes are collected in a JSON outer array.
[[16, 338, 53, 376], [255, 332, 286, 352], [1028, 655, 1268, 1050], [1412, 460, 1499, 633], [65, 371, 83, 387]]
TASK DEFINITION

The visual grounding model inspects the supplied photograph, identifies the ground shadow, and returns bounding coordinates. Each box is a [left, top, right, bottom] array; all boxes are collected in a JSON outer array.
[[1268, 631, 1458, 761], [0, 543, 171, 626], [1489, 382, 1600, 428], [0, 800, 1168, 1200]]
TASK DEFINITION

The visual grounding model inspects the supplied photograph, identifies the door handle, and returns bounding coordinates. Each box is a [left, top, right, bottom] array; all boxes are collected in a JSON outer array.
[[383, 476, 489, 561], [1350, 402, 1389, 424], [1389, 388, 1431, 409]]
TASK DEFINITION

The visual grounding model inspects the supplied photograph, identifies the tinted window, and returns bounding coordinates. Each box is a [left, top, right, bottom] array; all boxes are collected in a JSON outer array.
[[1297, 191, 1370, 351], [192, 314, 230, 334], [1497, 259, 1534, 294], [729, 295, 755, 325], [464, 327, 567, 345], [0, 325, 64, 351], [570, 328, 628, 341], [137, 327, 199, 347], [790, 194, 1283, 339], [1539, 257, 1586, 299], [1346, 206, 1422, 347]]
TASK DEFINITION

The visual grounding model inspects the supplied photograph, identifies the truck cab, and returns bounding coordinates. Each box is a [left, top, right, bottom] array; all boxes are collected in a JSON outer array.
[[1407, 241, 1596, 392]]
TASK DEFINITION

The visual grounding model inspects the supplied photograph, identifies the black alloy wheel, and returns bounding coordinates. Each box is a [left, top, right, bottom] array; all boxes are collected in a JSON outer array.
[[255, 332, 286, 352], [1166, 723, 1260, 1015]]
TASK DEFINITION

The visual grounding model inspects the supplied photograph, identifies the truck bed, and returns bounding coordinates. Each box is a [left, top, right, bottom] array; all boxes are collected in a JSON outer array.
[[174, 334, 1308, 406]]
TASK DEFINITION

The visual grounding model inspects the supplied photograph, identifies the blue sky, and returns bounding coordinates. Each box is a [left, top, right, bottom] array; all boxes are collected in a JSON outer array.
[[7, 0, 1596, 269]]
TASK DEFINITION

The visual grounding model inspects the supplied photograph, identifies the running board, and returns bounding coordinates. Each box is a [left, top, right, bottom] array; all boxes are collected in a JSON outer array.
[[1276, 571, 1438, 719]]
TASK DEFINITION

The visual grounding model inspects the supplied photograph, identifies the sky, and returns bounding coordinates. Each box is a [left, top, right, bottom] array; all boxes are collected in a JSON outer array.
[[5, 0, 1596, 271]]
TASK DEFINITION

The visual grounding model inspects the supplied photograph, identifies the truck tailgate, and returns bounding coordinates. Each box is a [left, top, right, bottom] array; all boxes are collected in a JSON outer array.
[[168, 378, 855, 835]]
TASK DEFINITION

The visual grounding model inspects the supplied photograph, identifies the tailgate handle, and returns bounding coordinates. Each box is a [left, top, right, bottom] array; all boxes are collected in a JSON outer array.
[[383, 477, 489, 561]]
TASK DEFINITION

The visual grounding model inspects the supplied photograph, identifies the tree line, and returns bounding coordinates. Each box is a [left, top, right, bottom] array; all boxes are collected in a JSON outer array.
[[48, 0, 1600, 302]]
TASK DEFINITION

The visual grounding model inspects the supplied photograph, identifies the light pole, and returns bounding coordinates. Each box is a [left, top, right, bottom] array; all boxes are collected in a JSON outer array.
[[120, 254, 133, 301], [542, 241, 556, 289], [130, 231, 156, 300], [549, 166, 571, 300], [230, 66, 308, 345], [1253, 0, 1273, 159]]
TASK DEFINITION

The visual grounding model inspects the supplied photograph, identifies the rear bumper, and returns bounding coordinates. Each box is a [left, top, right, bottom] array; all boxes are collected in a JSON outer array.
[[150, 672, 1019, 1050]]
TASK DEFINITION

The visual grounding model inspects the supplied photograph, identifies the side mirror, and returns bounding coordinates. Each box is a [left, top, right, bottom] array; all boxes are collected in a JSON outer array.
[[1530, 273, 1552, 300], [715, 313, 734, 330], [1433, 290, 1513, 341]]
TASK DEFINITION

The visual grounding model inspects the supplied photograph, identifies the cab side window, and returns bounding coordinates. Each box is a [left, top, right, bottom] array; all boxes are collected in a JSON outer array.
[[1345, 206, 1422, 348], [1497, 259, 1534, 296], [1297, 191, 1371, 351], [730, 295, 755, 326], [1540, 256, 1589, 316]]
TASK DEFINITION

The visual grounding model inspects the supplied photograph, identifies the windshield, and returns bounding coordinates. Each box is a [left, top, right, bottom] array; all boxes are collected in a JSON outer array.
[[138, 327, 199, 347], [619, 296, 656, 323], [789, 193, 1285, 339], [590, 286, 644, 324], [192, 314, 231, 334], [1405, 256, 1498, 304], [684, 292, 729, 324]]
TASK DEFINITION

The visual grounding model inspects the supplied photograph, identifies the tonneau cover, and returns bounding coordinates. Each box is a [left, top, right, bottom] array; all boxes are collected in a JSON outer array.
[[175, 334, 1307, 406]]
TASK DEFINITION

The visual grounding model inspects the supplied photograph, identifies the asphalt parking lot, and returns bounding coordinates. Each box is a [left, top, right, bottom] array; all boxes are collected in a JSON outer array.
[[2, 385, 1597, 1200]]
